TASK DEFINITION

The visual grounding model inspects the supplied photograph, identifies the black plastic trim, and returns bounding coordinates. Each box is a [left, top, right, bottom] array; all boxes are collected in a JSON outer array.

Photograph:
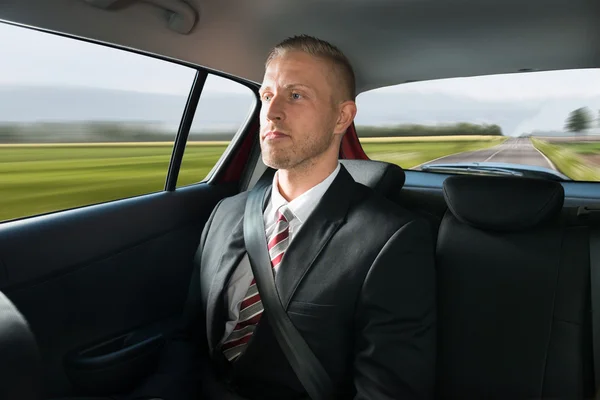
[[64, 332, 165, 394], [403, 170, 600, 207], [66, 333, 164, 370], [166, 70, 208, 191], [239, 128, 262, 192], [209, 94, 261, 184]]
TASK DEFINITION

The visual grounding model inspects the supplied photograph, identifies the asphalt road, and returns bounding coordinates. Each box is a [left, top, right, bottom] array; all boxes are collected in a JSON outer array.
[[422, 137, 556, 170]]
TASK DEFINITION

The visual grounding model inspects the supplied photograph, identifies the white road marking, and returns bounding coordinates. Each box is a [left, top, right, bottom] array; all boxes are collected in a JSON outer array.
[[415, 137, 555, 170], [414, 146, 496, 168], [531, 141, 558, 171], [483, 147, 506, 162]]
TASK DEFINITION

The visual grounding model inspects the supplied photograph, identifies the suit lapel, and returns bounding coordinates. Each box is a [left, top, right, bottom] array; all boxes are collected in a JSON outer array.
[[275, 166, 357, 308], [206, 166, 357, 350], [205, 189, 273, 354], [205, 216, 246, 354]]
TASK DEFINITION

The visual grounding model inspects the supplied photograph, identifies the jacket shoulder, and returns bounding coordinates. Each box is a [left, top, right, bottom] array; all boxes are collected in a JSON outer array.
[[210, 190, 249, 222]]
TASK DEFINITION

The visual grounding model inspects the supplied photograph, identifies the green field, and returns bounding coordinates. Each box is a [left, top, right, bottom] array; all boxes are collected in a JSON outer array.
[[0, 142, 228, 222], [553, 142, 600, 155], [0, 136, 506, 222], [360, 136, 507, 169], [532, 138, 600, 181]]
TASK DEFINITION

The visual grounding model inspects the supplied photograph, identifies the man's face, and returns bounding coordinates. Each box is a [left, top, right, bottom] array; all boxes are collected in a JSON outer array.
[[258, 51, 342, 170]]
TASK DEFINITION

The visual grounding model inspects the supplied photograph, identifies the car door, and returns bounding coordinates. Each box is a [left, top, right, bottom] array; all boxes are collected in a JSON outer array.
[[0, 21, 259, 397]]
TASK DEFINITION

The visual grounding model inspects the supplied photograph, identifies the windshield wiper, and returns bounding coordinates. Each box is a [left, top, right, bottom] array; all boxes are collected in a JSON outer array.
[[420, 164, 524, 177]]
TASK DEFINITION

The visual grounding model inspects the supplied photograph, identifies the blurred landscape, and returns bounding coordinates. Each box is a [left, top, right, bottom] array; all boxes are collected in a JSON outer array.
[[0, 142, 227, 221], [1, 84, 600, 222]]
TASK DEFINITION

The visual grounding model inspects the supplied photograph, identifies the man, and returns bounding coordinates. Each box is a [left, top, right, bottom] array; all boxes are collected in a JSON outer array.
[[133, 35, 436, 400]]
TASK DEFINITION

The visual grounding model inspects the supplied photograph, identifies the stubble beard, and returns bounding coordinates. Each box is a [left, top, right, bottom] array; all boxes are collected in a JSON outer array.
[[260, 131, 335, 172]]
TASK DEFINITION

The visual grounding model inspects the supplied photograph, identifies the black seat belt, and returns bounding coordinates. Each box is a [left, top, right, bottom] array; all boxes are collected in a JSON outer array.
[[243, 178, 334, 400], [590, 230, 600, 391]]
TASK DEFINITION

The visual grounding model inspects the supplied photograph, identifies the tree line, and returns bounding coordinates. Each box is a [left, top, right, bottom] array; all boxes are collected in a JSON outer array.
[[565, 107, 600, 133], [357, 123, 503, 137], [0, 121, 504, 144], [0, 122, 236, 143]]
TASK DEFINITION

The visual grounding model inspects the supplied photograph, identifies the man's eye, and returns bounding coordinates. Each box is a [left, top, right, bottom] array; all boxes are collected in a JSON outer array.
[[291, 93, 302, 100], [262, 94, 271, 101]]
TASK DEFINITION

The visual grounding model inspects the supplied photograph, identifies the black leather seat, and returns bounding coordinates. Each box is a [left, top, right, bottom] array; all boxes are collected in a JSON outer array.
[[0, 290, 43, 400], [436, 175, 593, 398], [339, 159, 405, 195]]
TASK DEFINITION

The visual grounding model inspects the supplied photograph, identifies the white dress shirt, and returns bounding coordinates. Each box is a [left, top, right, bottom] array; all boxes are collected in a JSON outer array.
[[219, 163, 341, 345]]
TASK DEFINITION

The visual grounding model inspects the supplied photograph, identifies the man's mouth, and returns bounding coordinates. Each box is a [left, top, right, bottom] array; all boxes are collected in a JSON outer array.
[[263, 131, 288, 140]]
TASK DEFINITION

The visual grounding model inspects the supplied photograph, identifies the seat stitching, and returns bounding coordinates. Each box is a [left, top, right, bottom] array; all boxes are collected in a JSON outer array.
[[531, 186, 563, 226], [539, 227, 566, 397], [552, 316, 583, 326]]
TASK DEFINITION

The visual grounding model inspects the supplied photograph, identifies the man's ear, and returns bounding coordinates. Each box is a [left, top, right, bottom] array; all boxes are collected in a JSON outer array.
[[333, 101, 357, 136]]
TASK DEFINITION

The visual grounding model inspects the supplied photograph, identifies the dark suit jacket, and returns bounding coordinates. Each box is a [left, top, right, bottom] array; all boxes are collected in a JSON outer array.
[[134, 166, 436, 400]]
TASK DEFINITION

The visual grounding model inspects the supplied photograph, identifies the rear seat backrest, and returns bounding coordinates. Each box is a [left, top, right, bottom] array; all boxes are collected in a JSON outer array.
[[436, 175, 593, 399], [339, 159, 405, 195]]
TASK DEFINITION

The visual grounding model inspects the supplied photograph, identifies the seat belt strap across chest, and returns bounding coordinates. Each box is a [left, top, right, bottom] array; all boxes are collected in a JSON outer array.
[[243, 179, 334, 400]]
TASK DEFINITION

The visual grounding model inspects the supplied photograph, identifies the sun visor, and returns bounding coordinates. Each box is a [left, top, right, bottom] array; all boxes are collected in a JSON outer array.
[[83, 0, 198, 34]]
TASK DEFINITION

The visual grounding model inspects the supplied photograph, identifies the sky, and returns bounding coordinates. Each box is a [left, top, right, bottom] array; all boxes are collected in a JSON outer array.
[[371, 69, 600, 102]]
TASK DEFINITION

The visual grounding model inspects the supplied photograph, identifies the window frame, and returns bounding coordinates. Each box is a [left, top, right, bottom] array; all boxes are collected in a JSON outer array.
[[173, 73, 261, 190]]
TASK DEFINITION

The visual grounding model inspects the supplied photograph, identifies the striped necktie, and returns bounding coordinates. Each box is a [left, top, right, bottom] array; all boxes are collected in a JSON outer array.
[[221, 206, 294, 362]]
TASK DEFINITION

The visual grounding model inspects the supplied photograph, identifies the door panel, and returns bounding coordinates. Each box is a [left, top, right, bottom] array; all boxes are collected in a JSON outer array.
[[0, 182, 237, 395]]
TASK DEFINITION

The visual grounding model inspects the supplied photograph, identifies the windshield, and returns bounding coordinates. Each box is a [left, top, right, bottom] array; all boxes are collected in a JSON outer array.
[[356, 69, 600, 181]]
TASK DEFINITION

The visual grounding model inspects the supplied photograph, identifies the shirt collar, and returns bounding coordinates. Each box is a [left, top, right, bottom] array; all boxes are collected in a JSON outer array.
[[270, 163, 341, 224]]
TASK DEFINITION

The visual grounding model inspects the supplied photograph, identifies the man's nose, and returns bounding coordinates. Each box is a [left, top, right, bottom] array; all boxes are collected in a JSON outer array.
[[265, 94, 284, 121]]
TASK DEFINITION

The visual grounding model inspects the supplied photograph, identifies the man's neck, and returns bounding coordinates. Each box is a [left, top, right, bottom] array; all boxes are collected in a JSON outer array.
[[277, 158, 338, 202]]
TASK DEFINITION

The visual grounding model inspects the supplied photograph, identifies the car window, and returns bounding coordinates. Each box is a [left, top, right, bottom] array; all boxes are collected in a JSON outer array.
[[356, 69, 600, 181], [0, 22, 197, 222], [177, 74, 256, 187]]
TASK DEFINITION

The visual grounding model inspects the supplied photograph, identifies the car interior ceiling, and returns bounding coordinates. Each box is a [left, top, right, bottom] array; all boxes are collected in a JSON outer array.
[[1, 0, 599, 90], [1, 0, 600, 398]]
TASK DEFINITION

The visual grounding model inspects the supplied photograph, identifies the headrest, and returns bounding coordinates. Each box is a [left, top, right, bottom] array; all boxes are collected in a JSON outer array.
[[258, 160, 405, 197], [0, 291, 42, 400], [340, 159, 405, 195], [443, 176, 564, 232]]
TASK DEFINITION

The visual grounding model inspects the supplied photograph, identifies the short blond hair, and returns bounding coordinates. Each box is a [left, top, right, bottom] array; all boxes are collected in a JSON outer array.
[[266, 35, 356, 101]]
